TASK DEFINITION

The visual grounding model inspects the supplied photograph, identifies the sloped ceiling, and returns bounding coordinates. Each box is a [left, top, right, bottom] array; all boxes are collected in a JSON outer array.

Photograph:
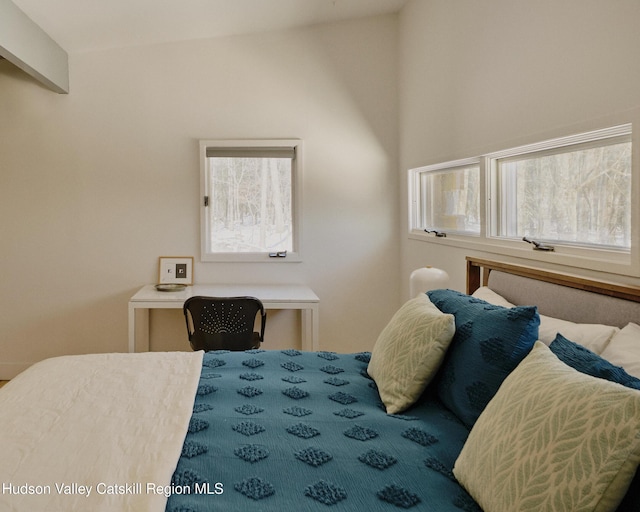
[[11, 0, 409, 54], [3, 0, 406, 93]]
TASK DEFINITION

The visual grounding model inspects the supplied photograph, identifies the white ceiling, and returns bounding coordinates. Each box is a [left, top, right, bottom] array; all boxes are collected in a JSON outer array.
[[11, 0, 409, 54]]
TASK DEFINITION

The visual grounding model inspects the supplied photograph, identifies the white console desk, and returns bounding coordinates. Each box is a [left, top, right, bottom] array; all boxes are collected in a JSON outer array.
[[128, 284, 320, 352]]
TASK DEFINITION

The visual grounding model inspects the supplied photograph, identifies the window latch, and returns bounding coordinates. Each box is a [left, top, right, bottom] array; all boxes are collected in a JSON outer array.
[[424, 229, 446, 238], [523, 237, 554, 251], [269, 250, 287, 258]]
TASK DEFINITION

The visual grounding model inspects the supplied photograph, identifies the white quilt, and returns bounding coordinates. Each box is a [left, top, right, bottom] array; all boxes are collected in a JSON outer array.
[[0, 351, 203, 512]]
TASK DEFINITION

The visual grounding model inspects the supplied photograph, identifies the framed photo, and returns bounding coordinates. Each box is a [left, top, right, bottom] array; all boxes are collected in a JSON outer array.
[[158, 256, 194, 285]]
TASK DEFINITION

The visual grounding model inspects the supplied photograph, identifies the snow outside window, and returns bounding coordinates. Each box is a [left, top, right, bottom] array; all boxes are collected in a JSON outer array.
[[200, 140, 302, 262]]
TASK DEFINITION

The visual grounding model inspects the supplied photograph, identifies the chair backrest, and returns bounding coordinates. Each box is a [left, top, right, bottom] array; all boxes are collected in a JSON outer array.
[[183, 296, 266, 351]]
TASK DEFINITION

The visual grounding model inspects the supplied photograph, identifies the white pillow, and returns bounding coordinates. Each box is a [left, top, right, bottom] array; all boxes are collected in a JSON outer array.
[[471, 286, 516, 308], [367, 294, 455, 414], [601, 323, 640, 379], [454, 342, 640, 512], [539, 315, 618, 354], [472, 286, 619, 353]]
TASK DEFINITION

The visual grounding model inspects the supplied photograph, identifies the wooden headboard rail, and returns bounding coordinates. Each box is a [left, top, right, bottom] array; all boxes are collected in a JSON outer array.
[[466, 256, 640, 303]]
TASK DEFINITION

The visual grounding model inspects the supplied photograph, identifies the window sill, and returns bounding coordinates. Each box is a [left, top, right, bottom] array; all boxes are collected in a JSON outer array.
[[201, 251, 302, 263], [408, 230, 638, 278]]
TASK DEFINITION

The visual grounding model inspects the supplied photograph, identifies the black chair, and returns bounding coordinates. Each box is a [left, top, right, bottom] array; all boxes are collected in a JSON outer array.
[[183, 296, 266, 351]]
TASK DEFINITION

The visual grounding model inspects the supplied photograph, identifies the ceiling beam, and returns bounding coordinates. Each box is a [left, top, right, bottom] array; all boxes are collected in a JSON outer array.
[[0, 0, 69, 93]]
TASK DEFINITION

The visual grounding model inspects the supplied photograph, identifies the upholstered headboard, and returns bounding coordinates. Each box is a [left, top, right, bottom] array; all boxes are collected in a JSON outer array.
[[466, 257, 640, 328]]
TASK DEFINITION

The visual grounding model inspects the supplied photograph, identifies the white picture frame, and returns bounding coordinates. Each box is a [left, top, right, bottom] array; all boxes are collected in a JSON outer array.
[[158, 256, 194, 285]]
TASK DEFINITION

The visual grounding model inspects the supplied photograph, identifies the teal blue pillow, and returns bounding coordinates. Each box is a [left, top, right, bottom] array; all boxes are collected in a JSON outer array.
[[427, 289, 539, 428], [549, 333, 640, 390]]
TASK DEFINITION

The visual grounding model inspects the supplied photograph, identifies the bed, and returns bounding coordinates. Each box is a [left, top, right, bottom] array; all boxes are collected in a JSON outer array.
[[2, 256, 640, 512]]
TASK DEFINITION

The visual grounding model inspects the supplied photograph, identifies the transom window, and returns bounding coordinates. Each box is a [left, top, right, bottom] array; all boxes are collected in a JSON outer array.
[[411, 159, 481, 236], [493, 130, 631, 250], [200, 140, 302, 262], [409, 123, 635, 273]]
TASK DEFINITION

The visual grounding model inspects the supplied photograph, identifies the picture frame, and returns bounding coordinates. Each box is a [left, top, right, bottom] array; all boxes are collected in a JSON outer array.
[[158, 256, 194, 285]]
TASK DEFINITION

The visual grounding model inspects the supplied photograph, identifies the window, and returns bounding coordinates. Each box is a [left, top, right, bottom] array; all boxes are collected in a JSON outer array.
[[409, 159, 481, 235], [408, 123, 636, 274], [200, 140, 302, 262], [491, 125, 631, 250]]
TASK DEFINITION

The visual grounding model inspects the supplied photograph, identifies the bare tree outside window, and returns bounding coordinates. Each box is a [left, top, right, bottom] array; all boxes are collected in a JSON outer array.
[[498, 138, 631, 249], [207, 156, 293, 253]]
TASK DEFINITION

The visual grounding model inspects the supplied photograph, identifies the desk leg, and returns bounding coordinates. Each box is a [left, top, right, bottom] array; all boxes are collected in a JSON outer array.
[[128, 306, 150, 353], [128, 304, 135, 353], [301, 305, 319, 352]]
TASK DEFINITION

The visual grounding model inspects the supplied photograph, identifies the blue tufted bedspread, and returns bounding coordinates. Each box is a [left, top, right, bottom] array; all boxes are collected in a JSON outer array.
[[166, 350, 480, 512]]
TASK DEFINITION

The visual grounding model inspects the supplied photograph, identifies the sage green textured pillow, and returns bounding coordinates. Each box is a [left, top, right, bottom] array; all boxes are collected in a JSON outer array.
[[367, 294, 455, 414], [454, 342, 640, 512]]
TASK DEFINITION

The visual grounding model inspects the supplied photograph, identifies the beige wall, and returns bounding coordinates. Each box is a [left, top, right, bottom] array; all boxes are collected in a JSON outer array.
[[9, 0, 636, 379], [399, 0, 640, 295], [0, 15, 400, 378]]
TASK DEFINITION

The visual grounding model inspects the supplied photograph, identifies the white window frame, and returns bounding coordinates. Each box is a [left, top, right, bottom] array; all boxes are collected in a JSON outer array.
[[408, 157, 482, 237], [488, 125, 632, 250], [408, 121, 640, 277], [200, 139, 303, 263]]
